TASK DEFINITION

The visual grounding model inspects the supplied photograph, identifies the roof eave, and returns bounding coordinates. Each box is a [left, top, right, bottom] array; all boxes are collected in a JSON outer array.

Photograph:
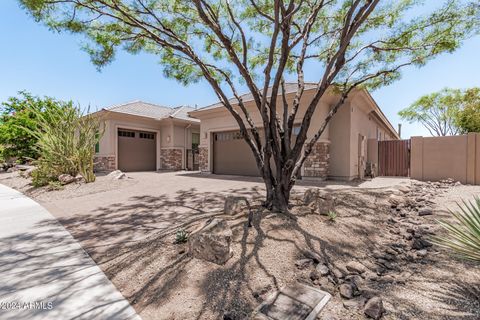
[[361, 89, 400, 139]]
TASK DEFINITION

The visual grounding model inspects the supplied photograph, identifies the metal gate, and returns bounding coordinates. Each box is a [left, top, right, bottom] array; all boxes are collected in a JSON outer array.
[[378, 139, 411, 177], [186, 149, 199, 171]]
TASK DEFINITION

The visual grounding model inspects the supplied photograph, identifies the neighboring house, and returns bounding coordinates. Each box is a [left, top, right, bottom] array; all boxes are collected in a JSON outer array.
[[93, 101, 200, 172], [189, 84, 399, 181]]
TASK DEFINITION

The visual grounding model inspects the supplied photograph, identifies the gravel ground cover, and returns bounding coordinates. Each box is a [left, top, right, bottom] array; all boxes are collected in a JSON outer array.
[[0, 171, 478, 319]]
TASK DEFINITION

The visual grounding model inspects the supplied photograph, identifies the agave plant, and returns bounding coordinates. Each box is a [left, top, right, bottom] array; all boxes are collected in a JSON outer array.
[[434, 198, 480, 262]]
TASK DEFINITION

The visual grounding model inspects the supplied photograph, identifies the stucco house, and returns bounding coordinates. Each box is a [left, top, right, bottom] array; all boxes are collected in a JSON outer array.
[[93, 101, 200, 172], [189, 83, 399, 181]]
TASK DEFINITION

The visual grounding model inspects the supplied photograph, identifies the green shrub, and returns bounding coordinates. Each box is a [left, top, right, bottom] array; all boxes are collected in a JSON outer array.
[[434, 198, 480, 262], [0, 145, 5, 164], [327, 210, 337, 222], [47, 180, 64, 191], [30, 166, 57, 187], [175, 228, 189, 244], [0, 92, 61, 162]]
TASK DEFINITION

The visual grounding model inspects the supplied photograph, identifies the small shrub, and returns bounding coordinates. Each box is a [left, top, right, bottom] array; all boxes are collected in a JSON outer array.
[[30, 165, 57, 187], [47, 180, 64, 191], [433, 198, 480, 262], [327, 210, 337, 222], [175, 228, 189, 244]]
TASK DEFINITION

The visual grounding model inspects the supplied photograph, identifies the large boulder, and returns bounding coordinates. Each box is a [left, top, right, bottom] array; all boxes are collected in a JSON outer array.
[[303, 188, 334, 214], [224, 196, 249, 215], [189, 218, 233, 265], [58, 174, 76, 185]]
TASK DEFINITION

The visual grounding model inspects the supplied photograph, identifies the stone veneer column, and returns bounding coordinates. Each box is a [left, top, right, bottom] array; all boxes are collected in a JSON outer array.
[[303, 142, 330, 179], [94, 155, 116, 172], [198, 146, 209, 172], [160, 148, 183, 170]]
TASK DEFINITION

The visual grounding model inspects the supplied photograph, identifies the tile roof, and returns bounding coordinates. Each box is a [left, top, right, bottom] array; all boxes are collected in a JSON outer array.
[[195, 82, 318, 112], [169, 105, 200, 122], [104, 101, 199, 122]]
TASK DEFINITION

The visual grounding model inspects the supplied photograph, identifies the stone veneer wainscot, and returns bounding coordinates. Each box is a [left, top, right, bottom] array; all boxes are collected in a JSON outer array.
[[161, 148, 183, 170], [198, 146, 209, 172], [94, 155, 116, 172], [303, 142, 329, 179]]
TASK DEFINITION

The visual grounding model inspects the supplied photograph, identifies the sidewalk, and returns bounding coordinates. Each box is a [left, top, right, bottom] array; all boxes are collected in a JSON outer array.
[[0, 184, 141, 320]]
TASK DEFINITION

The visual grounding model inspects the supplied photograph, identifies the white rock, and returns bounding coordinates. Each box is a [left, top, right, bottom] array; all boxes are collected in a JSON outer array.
[[107, 170, 126, 179]]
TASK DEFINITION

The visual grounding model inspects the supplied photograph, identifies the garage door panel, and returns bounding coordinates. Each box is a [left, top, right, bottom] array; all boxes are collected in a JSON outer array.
[[118, 129, 156, 172], [213, 130, 261, 176]]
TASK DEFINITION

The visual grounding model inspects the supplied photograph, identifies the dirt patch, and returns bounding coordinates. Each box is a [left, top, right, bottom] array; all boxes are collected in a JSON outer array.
[[1, 172, 479, 319]]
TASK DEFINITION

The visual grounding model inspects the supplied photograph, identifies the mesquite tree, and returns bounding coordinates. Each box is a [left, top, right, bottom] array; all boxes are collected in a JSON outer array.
[[399, 88, 463, 136], [20, 0, 479, 213]]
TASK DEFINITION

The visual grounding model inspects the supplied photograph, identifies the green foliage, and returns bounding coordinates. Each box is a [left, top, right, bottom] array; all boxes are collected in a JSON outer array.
[[434, 198, 480, 262], [400, 87, 480, 136], [47, 180, 64, 191], [25, 102, 104, 184], [175, 228, 189, 244], [398, 88, 463, 136], [0, 91, 60, 162], [18, 1, 480, 91], [327, 210, 338, 222], [30, 165, 57, 187], [0, 145, 5, 163], [456, 88, 480, 133]]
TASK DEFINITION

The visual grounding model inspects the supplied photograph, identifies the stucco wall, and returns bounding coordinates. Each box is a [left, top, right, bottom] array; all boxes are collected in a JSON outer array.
[[367, 138, 379, 176], [195, 89, 332, 174], [411, 133, 480, 184], [328, 101, 351, 179], [191, 89, 397, 179], [346, 94, 398, 179]]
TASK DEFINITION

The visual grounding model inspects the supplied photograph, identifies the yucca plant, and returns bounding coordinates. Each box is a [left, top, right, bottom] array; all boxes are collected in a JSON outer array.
[[434, 198, 480, 262]]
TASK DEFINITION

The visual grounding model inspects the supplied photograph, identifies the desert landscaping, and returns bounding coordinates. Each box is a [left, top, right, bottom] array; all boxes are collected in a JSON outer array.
[[1, 1, 480, 319], [1, 169, 479, 320]]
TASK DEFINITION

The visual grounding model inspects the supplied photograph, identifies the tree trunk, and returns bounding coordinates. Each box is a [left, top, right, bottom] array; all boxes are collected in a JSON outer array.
[[262, 168, 295, 218]]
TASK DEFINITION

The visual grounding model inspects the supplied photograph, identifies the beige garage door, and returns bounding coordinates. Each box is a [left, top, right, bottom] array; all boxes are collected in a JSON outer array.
[[213, 130, 260, 176], [118, 129, 156, 172]]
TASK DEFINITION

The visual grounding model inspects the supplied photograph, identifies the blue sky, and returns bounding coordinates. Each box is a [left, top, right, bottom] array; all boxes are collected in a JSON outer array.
[[1, 1, 479, 139]]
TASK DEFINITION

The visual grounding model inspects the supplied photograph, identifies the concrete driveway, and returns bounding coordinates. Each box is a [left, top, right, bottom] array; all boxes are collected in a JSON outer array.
[[34, 171, 410, 250], [43, 171, 411, 219], [0, 184, 141, 320]]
